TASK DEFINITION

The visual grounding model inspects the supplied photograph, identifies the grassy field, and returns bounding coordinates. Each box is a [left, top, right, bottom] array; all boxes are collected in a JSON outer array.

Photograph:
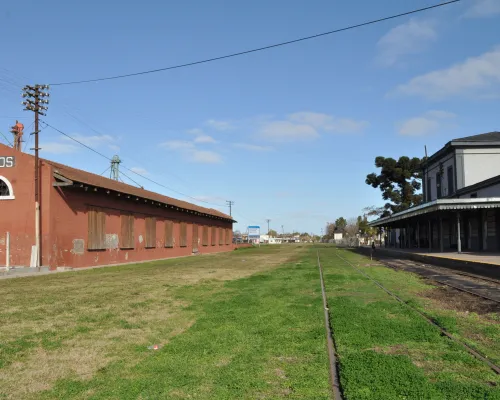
[[0, 245, 330, 399], [321, 247, 500, 400], [3, 244, 500, 399]]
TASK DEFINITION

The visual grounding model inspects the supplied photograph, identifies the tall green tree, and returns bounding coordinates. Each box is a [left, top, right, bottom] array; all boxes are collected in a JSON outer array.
[[335, 217, 347, 231], [366, 156, 425, 216], [268, 229, 278, 237]]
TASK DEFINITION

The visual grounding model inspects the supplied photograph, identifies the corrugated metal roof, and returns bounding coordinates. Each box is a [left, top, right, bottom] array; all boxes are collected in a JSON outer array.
[[44, 158, 234, 222], [369, 198, 500, 227]]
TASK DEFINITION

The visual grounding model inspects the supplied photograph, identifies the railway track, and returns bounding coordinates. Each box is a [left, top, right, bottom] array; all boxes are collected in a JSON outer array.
[[333, 249, 500, 376], [316, 250, 344, 400], [370, 254, 500, 304]]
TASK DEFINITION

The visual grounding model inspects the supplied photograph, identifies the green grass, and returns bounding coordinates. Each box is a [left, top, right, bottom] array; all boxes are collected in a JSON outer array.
[[320, 246, 500, 400], [0, 245, 330, 399], [4, 244, 499, 399]]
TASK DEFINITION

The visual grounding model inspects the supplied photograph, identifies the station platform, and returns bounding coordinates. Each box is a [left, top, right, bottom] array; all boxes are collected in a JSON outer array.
[[355, 246, 500, 280]]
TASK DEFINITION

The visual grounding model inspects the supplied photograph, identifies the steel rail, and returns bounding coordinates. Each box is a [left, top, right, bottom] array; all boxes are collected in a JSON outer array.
[[317, 250, 344, 400], [379, 258, 500, 304], [335, 250, 500, 375]]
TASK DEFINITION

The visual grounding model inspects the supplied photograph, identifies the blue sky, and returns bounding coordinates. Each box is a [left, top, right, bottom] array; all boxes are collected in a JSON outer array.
[[1, 0, 499, 234]]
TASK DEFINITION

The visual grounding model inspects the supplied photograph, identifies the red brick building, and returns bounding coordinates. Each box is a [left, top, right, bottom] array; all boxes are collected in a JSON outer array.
[[0, 143, 234, 269]]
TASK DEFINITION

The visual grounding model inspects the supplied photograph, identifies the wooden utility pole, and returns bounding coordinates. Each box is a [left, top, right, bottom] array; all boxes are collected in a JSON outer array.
[[23, 84, 49, 270], [226, 200, 234, 217]]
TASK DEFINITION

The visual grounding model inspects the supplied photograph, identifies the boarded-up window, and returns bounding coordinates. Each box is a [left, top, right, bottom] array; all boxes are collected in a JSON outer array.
[[165, 220, 174, 248], [211, 226, 216, 246], [145, 217, 156, 248], [120, 214, 134, 249], [202, 226, 209, 246], [88, 207, 106, 250], [192, 224, 199, 251], [219, 227, 223, 245], [180, 222, 187, 247], [226, 229, 231, 245]]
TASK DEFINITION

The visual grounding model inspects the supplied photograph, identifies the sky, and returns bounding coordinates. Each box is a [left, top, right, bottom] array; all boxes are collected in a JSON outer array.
[[0, 0, 499, 235]]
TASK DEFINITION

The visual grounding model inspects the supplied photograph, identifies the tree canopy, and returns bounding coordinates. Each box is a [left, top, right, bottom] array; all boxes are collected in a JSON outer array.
[[366, 156, 425, 216], [335, 217, 347, 231], [268, 229, 278, 237]]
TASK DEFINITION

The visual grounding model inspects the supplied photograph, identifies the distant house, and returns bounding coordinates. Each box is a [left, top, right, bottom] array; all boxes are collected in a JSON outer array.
[[333, 230, 344, 241], [260, 235, 282, 244]]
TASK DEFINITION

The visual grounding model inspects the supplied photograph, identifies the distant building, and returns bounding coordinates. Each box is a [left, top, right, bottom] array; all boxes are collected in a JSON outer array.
[[259, 234, 282, 244], [333, 230, 344, 241], [369, 132, 500, 252]]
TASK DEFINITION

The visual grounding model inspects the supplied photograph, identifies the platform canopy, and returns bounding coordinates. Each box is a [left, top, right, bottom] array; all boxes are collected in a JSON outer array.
[[369, 198, 500, 227]]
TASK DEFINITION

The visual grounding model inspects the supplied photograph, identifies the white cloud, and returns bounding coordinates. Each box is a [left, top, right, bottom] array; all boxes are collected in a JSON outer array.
[[395, 47, 500, 99], [62, 134, 114, 146], [188, 150, 222, 164], [259, 121, 318, 142], [289, 112, 368, 133], [377, 18, 437, 66], [187, 128, 204, 135], [425, 110, 456, 119], [129, 167, 148, 175], [39, 133, 118, 155], [258, 112, 367, 142], [41, 142, 78, 154], [194, 135, 217, 144], [161, 140, 195, 150], [161, 140, 222, 164], [398, 110, 457, 136], [206, 119, 234, 131], [232, 143, 273, 152], [464, 0, 500, 18]]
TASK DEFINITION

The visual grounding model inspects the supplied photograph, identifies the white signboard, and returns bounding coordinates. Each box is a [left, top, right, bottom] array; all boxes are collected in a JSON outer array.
[[248, 226, 260, 238]]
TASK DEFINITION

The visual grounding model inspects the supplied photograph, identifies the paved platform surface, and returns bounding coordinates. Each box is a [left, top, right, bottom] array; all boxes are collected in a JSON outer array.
[[373, 247, 500, 266]]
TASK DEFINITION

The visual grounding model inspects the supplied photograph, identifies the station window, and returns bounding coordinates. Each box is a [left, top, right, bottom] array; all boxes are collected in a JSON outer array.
[[145, 217, 156, 248], [211, 226, 217, 246], [88, 207, 106, 250], [202, 226, 209, 246], [180, 222, 187, 247], [165, 220, 174, 248], [120, 214, 135, 249], [447, 166, 454, 195], [0, 176, 14, 200]]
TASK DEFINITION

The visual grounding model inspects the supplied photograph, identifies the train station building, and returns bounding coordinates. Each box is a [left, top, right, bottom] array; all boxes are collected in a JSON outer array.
[[0, 143, 235, 270], [369, 132, 500, 254]]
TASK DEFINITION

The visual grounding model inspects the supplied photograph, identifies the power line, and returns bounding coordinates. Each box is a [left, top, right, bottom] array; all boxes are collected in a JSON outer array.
[[40, 120, 226, 207], [23, 121, 35, 152], [119, 169, 144, 189], [64, 109, 193, 187], [49, 1, 460, 86], [0, 130, 13, 146]]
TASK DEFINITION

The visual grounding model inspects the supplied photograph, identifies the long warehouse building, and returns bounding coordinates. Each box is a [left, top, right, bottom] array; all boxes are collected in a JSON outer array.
[[0, 143, 235, 270]]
